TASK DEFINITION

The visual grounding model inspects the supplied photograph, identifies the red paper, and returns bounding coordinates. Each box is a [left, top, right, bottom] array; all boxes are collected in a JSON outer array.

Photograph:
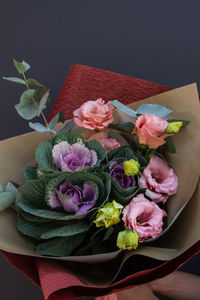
[[2, 65, 200, 299]]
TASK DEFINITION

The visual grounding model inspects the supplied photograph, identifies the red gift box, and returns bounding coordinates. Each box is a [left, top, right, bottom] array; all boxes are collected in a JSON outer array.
[[2, 65, 200, 300]]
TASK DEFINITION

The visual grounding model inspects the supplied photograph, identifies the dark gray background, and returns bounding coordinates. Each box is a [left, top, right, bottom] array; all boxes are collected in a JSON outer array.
[[0, 1, 200, 299]]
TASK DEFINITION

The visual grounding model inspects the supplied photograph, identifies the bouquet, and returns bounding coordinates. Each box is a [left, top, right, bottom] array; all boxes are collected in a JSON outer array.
[[1, 61, 200, 298]]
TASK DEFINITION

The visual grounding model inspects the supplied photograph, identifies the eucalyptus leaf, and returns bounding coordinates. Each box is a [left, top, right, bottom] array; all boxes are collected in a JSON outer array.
[[0, 192, 16, 211], [20, 89, 35, 106], [3, 77, 26, 85], [49, 113, 60, 129], [29, 122, 56, 134], [34, 87, 49, 102], [15, 103, 39, 120], [38, 90, 50, 116], [26, 78, 43, 87], [13, 58, 30, 74], [109, 100, 137, 117], [136, 104, 172, 119], [5, 182, 18, 194], [58, 120, 74, 133]]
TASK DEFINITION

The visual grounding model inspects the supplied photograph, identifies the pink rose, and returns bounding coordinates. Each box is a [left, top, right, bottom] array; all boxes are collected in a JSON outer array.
[[140, 155, 178, 204], [133, 114, 172, 149], [73, 98, 114, 130], [122, 194, 166, 242]]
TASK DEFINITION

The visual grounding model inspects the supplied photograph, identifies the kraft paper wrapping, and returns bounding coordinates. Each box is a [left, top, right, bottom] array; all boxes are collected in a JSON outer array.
[[0, 84, 200, 286]]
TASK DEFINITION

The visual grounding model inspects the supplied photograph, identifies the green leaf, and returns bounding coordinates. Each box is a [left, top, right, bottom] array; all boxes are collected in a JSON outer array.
[[25, 166, 38, 180], [15, 103, 39, 120], [108, 123, 134, 134], [36, 141, 55, 170], [36, 233, 85, 256], [107, 145, 138, 161], [136, 104, 172, 119], [58, 112, 65, 123], [58, 120, 74, 133], [38, 90, 49, 116], [3, 77, 26, 85], [18, 213, 88, 241], [55, 131, 85, 145], [0, 192, 15, 211], [5, 182, 18, 194], [22, 179, 46, 207], [17, 201, 87, 220], [26, 78, 43, 87], [0, 185, 3, 193], [86, 139, 106, 164], [49, 113, 60, 129], [13, 58, 30, 74], [165, 137, 176, 153], [34, 87, 49, 102], [168, 119, 190, 126], [15, 89, 39, 120], [29, 122, 56, 134], [103, 226, 114, 241], [20, 89, 35, 106], [109, 100, 137, 117], [18, 213, 55, 239], [41, 222, 88, 239]]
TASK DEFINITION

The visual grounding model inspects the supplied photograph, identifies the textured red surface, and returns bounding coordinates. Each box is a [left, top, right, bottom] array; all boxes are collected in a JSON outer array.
[[2, 65, 200, 299]]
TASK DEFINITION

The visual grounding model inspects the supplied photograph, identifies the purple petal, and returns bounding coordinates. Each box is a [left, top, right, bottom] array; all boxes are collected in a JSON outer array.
[[63, 153, 84, 171], [49, 191, 61, 208], [75, 202, 96, 215], [61, 197, 80, 213], [52, 141, 70, 170], [83, 183, 96, 203], [87, 149, 98, 167], [109, 162, 136, 189]]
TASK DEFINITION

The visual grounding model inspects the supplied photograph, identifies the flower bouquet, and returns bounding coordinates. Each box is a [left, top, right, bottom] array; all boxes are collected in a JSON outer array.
[[0, 61, 200, 299]]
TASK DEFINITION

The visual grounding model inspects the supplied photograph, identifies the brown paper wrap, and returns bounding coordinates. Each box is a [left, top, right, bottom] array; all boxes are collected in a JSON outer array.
[[0, 84, 200, 285]]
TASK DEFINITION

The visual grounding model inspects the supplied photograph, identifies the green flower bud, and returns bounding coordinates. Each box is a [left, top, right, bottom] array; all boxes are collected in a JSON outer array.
[[123, 159, 140, 176], [117, 230, 139, 250], [166, 121, 183, 134], [94, 200, 123, 228]]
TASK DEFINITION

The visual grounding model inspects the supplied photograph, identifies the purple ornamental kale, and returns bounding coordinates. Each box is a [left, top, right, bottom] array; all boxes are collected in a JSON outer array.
[[108, 162, 136, 189], [49, 182, 97, 215], [52, 141, 98, 172]]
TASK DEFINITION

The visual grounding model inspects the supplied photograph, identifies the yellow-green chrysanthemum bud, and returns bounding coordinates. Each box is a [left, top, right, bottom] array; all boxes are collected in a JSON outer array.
[[94, 200, 123, 228], [117, 230, 139, 250], [166, 121, 183, 134], [123, 159, 140, 176]]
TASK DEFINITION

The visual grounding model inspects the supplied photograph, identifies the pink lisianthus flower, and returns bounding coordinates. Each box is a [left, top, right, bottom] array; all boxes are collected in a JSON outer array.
[[97, 138, 125, 152], [122, 194, 166, 242], [133, 113, 172, 149], [140, 155, 178, 204], [73, 98, 114, 130], [81, 131, 125, 152]]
